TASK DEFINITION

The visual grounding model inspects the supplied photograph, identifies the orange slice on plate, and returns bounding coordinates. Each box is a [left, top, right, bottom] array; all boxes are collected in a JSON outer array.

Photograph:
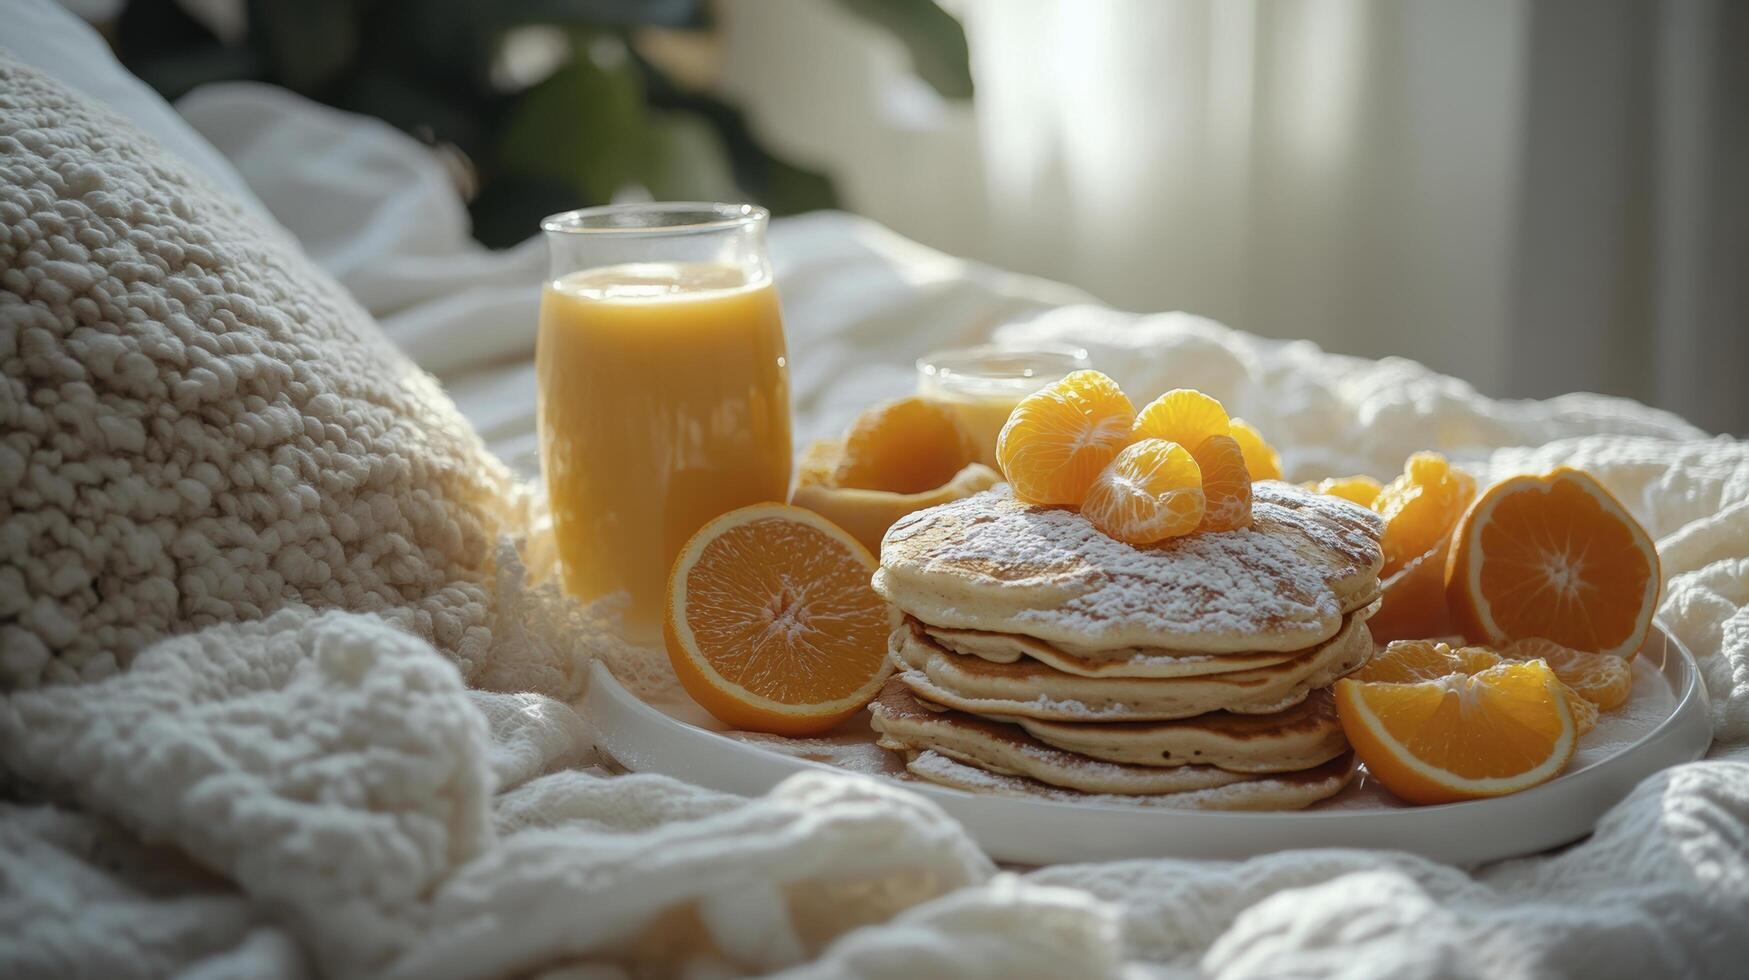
[[1336, 659, 1578, 805], [996, 370, 1135, 506], [665, 504, 894, 735], [1227, 418, 1282, 481], [1081, 438, 1205, 544], [1351, 637, 1598, 735], [1445, 467, 1660, 660]]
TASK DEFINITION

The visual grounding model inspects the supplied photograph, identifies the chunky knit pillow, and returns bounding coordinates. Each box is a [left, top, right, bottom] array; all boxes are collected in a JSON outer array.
[[0, 54, 522, 688]]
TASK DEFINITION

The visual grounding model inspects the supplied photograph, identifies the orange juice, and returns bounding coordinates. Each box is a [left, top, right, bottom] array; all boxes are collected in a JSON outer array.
[[538, 261, 792, 634]]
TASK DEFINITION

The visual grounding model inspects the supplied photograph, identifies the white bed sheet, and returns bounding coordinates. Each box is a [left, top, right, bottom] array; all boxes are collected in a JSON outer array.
[[3, 23, 1744, 973]]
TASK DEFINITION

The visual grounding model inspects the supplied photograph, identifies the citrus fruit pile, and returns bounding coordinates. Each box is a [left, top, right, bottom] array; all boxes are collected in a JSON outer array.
[[1303, 455, 1660, 805], [995, 370, 1282, 545]]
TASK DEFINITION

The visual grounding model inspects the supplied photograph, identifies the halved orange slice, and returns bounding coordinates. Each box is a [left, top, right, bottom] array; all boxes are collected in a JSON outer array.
[[1352, 637, 1599, 735], [1445, 468, 1660, 660], [665, 504, 894, 735], [1336, 659, 1578, 805], [832, 396, 974, 495]]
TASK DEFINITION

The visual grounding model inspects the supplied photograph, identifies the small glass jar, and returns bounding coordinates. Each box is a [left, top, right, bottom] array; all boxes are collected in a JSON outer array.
[[916, 344, 1091, 469]]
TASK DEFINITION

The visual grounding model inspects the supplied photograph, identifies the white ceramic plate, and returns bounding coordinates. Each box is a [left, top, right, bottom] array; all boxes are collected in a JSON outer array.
[[582, 625, 1712, 865]]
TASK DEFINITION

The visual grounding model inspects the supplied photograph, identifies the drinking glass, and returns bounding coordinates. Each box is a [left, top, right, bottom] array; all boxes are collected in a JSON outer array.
[[538, 203, 792, 637]]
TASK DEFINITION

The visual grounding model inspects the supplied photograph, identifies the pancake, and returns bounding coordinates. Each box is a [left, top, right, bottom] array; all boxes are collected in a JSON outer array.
[[874, 481, 1383, 655], [868, 680, 1252, 794], [890, 607, 1374, 722], [920, 618, 1304, 677], [918, 590, 1379, 677], [902, 747, 1359, 811], [1015, 687, 1348, 773]]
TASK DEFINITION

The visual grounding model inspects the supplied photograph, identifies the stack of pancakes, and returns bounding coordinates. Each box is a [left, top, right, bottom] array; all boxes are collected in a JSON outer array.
[[868, 481, 1385, 810]]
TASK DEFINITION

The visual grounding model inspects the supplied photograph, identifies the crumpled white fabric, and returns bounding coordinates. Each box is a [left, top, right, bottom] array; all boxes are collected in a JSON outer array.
[[3, 28, 1748, 980]]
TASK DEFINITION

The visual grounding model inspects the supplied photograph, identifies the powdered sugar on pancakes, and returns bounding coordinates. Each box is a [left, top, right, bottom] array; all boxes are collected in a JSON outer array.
[[876, 483, 1383, 654]]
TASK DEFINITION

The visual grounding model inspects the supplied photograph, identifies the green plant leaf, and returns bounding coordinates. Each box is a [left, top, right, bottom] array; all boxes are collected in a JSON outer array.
[[499, 0, 707, 29], [497, 34, 651, 201], [643, 112, 740, 202], [469, 174, 581, 248], [246, 0, 359, 95], [833, 0, 973, 99]]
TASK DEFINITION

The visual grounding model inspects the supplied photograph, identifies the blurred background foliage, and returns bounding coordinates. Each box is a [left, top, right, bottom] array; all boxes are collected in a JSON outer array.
[[109, 0, 972, 247]]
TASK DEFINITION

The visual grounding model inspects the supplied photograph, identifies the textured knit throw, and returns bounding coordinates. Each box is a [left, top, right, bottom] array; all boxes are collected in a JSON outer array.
[[0, 56, 521, 689]]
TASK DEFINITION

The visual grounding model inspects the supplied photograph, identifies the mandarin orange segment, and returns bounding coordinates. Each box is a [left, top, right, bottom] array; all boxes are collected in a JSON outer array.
[[1190, 434, 1253, 531], [996, 370, 1136, 506], [832, 396, 974, 495], [1131, 388, 1230, 448], [1373, 452, 1477, 577], [1499, 637, 1633, 711], [1227, 418, 1283, 481], [1557, 680, 1600, 735], [665, 503, 894, 735], [1445, 468, 1660, 661], [1335, 659, 1577, 805], [1081, 438, 1205, 544], [1310, 475, 1384, 508]]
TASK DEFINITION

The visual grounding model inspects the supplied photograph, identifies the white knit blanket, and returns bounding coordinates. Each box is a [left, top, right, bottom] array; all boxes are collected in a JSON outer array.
[[5, 55, 1749, 980]]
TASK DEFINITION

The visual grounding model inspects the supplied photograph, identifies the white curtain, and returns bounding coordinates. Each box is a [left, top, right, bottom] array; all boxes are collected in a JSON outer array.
[[719, 0, 1747, 435]]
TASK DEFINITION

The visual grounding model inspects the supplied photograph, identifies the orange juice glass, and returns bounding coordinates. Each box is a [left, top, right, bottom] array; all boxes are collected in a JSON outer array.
[[916, 345, 1091, 469], [538, 203, 792, 637]]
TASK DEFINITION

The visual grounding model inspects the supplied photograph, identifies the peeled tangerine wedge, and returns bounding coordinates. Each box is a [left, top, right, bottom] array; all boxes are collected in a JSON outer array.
[[1131, 389, 1252, 531], [997, 370, 1135, 506], [665, 504, 894, 735], [1082, 438, 1205, 544], [1446, 467, 1660, 661], [1336, 659, 1578, 805], [1227, 418, 1283, 481], [1309, 475, 1384, 508]]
